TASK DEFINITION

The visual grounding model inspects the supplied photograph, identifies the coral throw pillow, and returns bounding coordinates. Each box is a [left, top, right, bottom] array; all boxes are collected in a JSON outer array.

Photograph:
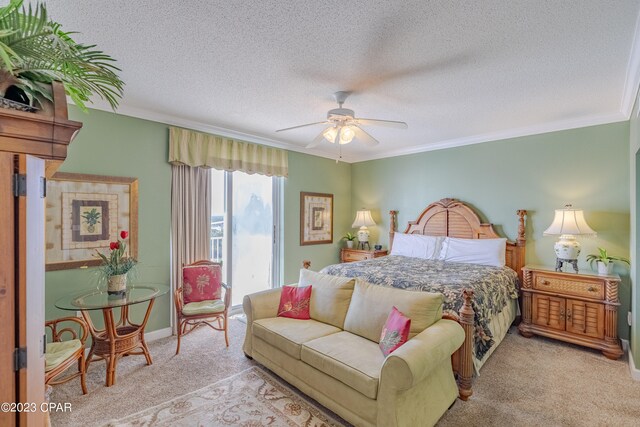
[[182, 264, 222, 304], [379, 306, 411, 356], [277, 286, 312, 320]]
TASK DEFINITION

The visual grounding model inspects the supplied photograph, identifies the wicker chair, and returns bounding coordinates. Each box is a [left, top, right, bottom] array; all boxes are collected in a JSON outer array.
[[174, 260, 231, 354], [44, 317, 89, 394]]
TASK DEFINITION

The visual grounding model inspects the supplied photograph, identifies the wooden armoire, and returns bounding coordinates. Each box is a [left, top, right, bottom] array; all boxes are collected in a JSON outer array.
[[0, 82, 82, 426]]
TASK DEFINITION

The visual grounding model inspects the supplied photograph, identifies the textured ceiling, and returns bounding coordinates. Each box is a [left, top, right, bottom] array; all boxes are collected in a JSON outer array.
[[36, 0, 640, 162]]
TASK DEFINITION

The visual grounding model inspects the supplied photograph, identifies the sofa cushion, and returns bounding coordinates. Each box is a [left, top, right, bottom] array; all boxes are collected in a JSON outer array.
[[344, 279, 443, 343], [253, 317, 341, 360], [277, 285, 312, 319], [301, 331, 384, 399], [298, 269, 356, 329]]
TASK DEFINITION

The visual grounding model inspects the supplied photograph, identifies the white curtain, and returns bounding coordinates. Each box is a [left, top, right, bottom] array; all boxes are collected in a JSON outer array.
[[170, 165, 212, 314]]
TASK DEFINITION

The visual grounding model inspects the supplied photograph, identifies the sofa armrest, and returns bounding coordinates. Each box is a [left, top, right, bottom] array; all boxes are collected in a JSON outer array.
[[243, 287, 283, 323], [381, 319, 465, 391], [242, 287, 284, 357]]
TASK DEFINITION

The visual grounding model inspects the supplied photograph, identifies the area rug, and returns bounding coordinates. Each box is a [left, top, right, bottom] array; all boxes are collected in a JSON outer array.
[[104, 366, 345, 427]]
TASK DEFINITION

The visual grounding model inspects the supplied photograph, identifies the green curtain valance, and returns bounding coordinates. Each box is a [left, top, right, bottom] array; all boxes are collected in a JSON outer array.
[[169, 127, 288, 177]]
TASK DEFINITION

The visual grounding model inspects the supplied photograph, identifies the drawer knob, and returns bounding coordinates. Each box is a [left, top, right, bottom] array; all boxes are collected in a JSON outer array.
[[541, 280, 550, 285], [587, 286, 596, 292]]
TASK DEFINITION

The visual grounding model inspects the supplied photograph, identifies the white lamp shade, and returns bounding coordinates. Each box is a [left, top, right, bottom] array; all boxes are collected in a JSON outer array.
[[352, 210, 376, 228], [543, 208, 596, 236], [339, 126, 355, 144], [323, 126, 338, 143]]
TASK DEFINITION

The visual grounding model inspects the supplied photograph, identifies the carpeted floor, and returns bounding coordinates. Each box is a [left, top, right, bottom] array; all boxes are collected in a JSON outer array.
[[105, 366, 345, 426], [50, 320, 640, 426]]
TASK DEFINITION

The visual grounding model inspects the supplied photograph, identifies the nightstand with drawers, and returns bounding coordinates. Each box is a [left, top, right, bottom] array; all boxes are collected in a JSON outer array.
[[518, 264, 623, 359], [340, 248, 388, 263]]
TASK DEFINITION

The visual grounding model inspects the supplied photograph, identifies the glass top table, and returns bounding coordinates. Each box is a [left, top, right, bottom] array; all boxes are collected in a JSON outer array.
[[54, 283, 169, 387], [55, 284, 169, 311]]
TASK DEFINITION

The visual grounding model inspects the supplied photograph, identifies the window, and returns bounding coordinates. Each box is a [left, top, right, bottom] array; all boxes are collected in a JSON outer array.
[[211, 169, 282, 306]]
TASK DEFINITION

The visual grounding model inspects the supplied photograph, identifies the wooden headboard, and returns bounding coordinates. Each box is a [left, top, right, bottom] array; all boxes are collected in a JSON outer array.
[[389, 198, 527, 281]]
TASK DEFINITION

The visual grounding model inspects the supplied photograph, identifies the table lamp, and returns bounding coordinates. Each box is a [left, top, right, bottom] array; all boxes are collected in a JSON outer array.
[[543, 205, 596, 272], [352, 209, 376, 250]]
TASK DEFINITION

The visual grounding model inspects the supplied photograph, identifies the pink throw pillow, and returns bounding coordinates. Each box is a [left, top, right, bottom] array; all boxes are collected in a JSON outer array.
[[182, 264, 222, 304], [379, 306, 411, 356], [277, 286, 312, 320]]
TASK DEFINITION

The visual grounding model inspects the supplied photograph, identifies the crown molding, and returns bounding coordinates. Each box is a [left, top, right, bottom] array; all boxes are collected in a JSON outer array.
[[77, 101, 359, 163], [351, 111, 628, 163], [621, 9, 640, 118], [80, 102, 627, 165]]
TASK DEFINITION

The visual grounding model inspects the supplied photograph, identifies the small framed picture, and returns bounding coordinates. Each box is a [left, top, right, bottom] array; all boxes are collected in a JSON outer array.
[[300, 192, 333, 245]]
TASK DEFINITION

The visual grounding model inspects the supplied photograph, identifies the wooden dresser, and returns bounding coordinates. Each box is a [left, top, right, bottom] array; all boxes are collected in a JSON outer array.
[[518, 264, 623, 359], [340, 248, 388, 263]]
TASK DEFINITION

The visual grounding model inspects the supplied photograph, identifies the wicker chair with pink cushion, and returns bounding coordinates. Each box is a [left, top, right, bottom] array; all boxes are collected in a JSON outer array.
[[174, 260, 231, 354]]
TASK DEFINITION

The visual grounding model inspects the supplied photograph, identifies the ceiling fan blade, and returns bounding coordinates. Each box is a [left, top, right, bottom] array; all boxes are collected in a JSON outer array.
[[276, 121, 329, 132], [355, 118, 408, 129], [306, 131, 326, 148], [353, 126, 380, 147]]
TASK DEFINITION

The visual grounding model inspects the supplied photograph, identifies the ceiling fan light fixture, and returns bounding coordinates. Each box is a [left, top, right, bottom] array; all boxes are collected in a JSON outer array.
[[339, 126, 355, 144], [323, 126, 338, 143]]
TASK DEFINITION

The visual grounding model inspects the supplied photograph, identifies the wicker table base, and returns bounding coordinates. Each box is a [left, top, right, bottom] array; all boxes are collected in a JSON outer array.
[[82, 300, 155, 387]]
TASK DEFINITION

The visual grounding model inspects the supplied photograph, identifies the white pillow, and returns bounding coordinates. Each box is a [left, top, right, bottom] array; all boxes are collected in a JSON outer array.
[[440, 237, 507, 267], [390, 233, 442, 260]]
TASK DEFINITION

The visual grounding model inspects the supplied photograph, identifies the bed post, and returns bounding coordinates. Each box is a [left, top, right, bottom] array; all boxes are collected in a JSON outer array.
[[515, 210, 527, 283], [458, 289, 474, 401], [516, 210, 526, 246], [389, 210, 398, 251]]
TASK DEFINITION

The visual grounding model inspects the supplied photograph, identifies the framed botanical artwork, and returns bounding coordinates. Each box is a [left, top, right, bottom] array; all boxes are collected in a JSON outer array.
[[45, 172, 138, 271], [300, 192, 333, 245]]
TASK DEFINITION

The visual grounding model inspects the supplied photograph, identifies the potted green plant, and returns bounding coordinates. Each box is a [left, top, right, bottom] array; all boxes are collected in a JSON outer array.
[[0, 0, 124, 112], [342, 232, 356, 249], [96, 230, 137, 295], [586, 247, 629, 275]]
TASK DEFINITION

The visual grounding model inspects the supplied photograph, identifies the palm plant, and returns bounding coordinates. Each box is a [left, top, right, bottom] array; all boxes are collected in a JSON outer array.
[[0, 0, 124, 110]]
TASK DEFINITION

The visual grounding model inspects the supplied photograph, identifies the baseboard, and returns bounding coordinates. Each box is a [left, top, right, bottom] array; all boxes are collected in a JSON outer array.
[[629, 345, 640, 382], [144, 327, 173, 342]]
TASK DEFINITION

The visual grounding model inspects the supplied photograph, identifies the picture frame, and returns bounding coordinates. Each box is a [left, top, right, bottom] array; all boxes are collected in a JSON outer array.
[[300, 192, 333, 245], [45, 172, 138, 271]]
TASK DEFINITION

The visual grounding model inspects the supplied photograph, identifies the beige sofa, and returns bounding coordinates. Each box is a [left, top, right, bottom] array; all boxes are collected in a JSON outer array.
[[243, 269, 466, 427]]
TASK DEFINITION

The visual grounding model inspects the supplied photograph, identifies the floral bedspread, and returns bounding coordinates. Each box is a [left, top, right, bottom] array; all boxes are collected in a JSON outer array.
[[321, 255, 519, 362]]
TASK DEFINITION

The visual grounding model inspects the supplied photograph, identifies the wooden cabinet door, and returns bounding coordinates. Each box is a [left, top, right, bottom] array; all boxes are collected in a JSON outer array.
[[565, 299, 605, 339], [532, 294, 565, 331], [0, 153, 16, 427], [17, 155, 46, 427]]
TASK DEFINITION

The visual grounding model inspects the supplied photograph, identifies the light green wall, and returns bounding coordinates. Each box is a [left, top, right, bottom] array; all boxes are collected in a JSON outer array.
[[630, 89, 640, 366], [283, 152, 352, 284], [45, 108, 173, 333], [351, 122, 631, 339], [47, 108, 632, 343], [45, 108, 351, 333]]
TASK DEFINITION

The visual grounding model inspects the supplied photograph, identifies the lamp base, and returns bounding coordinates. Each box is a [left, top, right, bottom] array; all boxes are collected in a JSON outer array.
[[555, 257, 579, 273], [554, 235, 581, 259], [358, 241, 370, 250], [357, 226, 370, 250]]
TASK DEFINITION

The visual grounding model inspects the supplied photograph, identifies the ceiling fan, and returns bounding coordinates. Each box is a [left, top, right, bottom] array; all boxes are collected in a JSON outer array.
[[276, 91, 408, 149]]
